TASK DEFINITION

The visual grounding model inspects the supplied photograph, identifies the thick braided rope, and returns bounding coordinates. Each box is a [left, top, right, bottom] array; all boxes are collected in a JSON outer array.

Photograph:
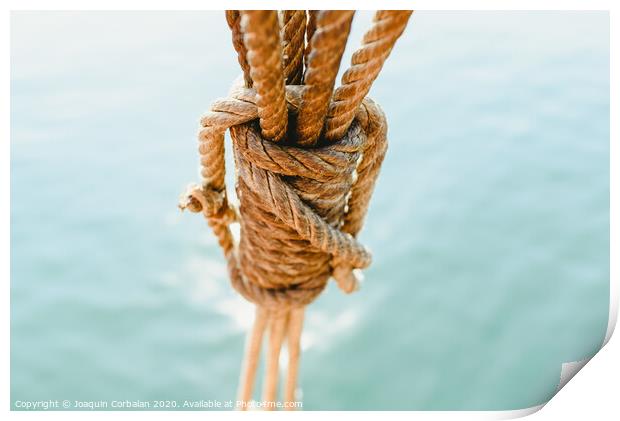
[[280, 10, 306, 85], [225, 10, 252, 87], [240, 11, 288, 142], [180, 84, 386, 308], [296, 11, 354, 146], [182, 10, 409, 409], [232, 120, 369, 295], [324, 10, 412, 141]]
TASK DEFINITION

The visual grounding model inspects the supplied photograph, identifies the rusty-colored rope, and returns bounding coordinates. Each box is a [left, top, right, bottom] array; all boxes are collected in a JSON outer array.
[[324, 10, 412, 141], [180, 84, 388, 401], [304, 11, 318, 73], [296, 10, 354, 146], [283, 306, 304, 408], [280, 10, 306, 85], [225, 10, 252, 87], [240, 10, 288, 142], [181, 9, 411, 410]]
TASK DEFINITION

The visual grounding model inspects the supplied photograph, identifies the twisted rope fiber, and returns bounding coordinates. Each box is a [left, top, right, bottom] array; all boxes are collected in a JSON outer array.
[[225, 10, 252, 87], [180, 9, 410, 410], [240, 11, 288, 141], [324, 10, 413, 141], [304, 11, 318, 72], [296, 10, 355, 146], [280, 10, 306, 85]]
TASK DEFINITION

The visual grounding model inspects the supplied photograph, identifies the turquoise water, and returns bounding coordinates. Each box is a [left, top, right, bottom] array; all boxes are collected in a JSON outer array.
[[11, 11, 609, 410]]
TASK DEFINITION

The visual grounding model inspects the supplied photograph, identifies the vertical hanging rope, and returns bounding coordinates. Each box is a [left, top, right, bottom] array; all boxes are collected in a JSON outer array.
[[183, 9, 412, 411], [283, 307, 305, 409], [236, 306, 268, 409], [304, 11, 318, 72], [227, 13, 303, 406], [262, 311, 288, 410], [280, 10, 306, 85], [324, 10, 413, 141], [240, 10, 288, 142], [296, 11, 354, 146], [225, 10, 253, 87]]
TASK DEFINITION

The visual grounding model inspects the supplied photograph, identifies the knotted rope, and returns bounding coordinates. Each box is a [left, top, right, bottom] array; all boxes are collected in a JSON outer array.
[[180, 10, 412, 410]]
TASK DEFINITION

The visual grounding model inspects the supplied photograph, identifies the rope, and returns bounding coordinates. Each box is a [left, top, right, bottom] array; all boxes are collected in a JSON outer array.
[[297, 11, 354, 146], [304, 11, 318, 72], [280, 10, 306, 85], [262, 310, 288, 409], [182, 85, 385, 303], [284, 306, 304, 408], [236, 306, 268, 408], [324, 10, 413, 141], [180, 10, 410, 410], [240, 11, 288, 142], [225, 10, 252, 87]]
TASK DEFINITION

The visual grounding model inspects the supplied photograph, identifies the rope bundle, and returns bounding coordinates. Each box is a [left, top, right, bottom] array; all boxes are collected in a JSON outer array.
[[179, 10, 412, 410]]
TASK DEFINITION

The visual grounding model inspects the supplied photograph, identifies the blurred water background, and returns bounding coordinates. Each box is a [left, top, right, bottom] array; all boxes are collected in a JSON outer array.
[[11, 11, 609, 410]]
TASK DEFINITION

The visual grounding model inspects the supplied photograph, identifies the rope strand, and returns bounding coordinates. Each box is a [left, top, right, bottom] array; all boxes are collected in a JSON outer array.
[[297, 11, 355, 146], [181, 10, 411, 410], [236, 306, 268, 409], [280, 10, 306, 85], [262, 311, 289, 409], [240, 10, 288, 142], [284, 307, 305, 409], [324, 10, 412, 141], [225, 10, 252, 87], [304, 10, 318, 73]]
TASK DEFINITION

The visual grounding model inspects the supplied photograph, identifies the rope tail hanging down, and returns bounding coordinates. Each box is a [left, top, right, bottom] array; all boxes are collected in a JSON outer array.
[[179, 10, 413, 410]]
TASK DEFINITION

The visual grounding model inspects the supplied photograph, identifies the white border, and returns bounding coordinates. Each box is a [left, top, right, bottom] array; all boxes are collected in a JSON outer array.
[[3, 1, 617, 420]]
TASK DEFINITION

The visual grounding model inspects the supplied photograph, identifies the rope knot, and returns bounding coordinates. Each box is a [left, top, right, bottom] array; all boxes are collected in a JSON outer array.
[[179, 183, 236, 221], [180, 83, 388, 309], [331, 262, 363, 294]]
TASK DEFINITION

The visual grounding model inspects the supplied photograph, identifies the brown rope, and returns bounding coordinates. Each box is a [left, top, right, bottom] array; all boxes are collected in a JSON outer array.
[[180, 10, 411, 410], [185, 84, 382, 299], [225, 10, 252, 87], [304, 11, 318, 72], [324, 10, 413, 141], [179, 84, 387, 402], [296, 11, 354, 146], [262, 310, 288, 409], [280, 10, 306, 85], [284, 306, 304, 408], [236, 306, 268, 409], [240, 10, 288, 142]]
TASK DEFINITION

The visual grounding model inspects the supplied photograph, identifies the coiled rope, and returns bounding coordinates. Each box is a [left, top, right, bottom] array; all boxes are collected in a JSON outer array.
[[180, 10, 412, 410]]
